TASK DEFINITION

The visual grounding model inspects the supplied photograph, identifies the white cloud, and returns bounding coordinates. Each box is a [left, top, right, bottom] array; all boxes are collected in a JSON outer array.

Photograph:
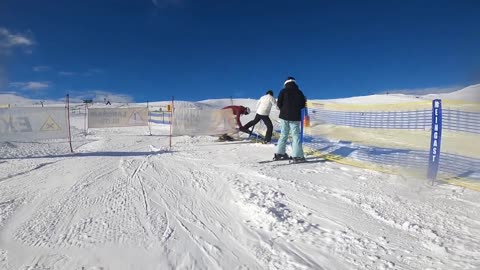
[[69, 90, 134, 103], [0, 90, 17, 95], [377, 86, 461, 96], [56, 69, 104, 77], [0, 27, 35, 88], [33, 66, 51, 72], [88, 68, 103, 74], [10, 81, 50, 91], [83, 68, 104, 76], [58, 71, 77, 76], [0, 27, 34, 53]]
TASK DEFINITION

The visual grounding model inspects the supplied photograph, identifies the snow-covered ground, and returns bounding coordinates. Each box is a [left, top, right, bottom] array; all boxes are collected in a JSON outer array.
[[0, 86, 479, 270]]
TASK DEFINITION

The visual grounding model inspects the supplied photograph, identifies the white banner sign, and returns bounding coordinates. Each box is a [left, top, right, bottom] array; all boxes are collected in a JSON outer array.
[[172, 108, 237, 136], [0, 107, 68, 142], [88, 107, 148, 128]]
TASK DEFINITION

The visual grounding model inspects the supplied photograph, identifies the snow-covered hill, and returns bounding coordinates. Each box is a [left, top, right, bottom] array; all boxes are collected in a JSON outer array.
[[0, 93, 42, 106], [318, 84, 479, 105], [0, 93, 66, 107], [2, 82, 478, 109], [424, 83, 480, 102], [0, 85, 479, 270]]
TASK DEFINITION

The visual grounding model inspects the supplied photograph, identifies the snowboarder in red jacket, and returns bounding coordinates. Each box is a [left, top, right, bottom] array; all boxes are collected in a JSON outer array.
[[218, 105, 251, 141], [222, 105, 251, 130]]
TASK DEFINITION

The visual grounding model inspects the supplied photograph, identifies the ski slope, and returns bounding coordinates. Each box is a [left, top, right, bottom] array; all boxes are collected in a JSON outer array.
[[0, 87, 479, 270]]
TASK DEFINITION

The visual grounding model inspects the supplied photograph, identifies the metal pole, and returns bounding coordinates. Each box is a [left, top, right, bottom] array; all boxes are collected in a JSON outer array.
[[300, 108, 305, 144], [169, 96, 174, 150], [147, 101, 152, 136], [66, 94, 74, 153], [84, 102, 87, 135]]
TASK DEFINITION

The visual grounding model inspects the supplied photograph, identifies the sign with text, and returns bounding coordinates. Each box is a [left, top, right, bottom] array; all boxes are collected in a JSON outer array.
[[88, 107, 148, 128], [0, 107, 68, 142], [427, 99, 442, 181]]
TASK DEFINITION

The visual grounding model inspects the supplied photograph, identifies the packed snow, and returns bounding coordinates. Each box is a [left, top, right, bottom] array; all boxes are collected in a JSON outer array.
[[0, 86, 479, 270]]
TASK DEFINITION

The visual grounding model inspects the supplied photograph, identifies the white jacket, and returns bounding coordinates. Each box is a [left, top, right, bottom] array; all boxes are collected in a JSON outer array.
[[256, 94, 277, 116]]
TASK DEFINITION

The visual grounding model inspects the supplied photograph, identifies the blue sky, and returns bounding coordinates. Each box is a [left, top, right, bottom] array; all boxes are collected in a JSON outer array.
[[0, 0, 479, 102]]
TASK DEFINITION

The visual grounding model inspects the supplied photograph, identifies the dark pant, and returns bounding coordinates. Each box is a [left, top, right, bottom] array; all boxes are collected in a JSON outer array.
[[243, 114, 273, 142]]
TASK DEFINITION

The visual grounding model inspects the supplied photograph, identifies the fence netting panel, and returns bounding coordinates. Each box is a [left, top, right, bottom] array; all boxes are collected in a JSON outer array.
[[304, 100, 480, 190], [88, 107, 149, 128], [0, 107, 68, 142], [172, 108, 237, 136]]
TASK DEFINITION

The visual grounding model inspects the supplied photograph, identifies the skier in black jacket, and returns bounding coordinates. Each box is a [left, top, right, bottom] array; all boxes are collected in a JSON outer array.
[[274, 76, 307, 162]]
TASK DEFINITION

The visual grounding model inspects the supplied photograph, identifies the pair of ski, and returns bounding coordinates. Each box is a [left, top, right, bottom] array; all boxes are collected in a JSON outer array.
[[258, 156, 325, 165], [215, 138, 268, 143]]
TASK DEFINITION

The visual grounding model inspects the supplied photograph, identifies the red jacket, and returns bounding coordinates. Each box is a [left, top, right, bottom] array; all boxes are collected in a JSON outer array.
[[222, 105, 248, 127]]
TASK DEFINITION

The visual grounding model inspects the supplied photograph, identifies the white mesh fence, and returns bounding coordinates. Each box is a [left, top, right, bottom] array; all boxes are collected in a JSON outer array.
[[172, 108, 237, 136], [88, 107, 148, 128], [0, 107, 68, 142]]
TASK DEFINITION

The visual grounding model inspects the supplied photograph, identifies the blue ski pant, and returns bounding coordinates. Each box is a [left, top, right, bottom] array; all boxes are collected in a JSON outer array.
[[276, 119, 304, 158]]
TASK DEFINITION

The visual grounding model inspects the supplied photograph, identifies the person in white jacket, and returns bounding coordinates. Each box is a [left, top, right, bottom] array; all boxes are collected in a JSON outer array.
[[241, 90, 276, 143]]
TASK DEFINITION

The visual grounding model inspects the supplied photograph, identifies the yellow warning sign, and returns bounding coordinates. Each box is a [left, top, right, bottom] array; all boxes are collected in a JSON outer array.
[[128, 111, 146, 125], [40, 116, 62, 131]]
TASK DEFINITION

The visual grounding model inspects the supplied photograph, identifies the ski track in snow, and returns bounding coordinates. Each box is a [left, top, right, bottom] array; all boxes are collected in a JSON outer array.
[[252, 164, 480, 270], [0, 121, 479, 270]]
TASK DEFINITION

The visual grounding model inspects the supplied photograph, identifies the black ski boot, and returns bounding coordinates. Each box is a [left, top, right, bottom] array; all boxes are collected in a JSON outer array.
[[218, 134, 234, 141], [291, 157, 306, 163], [273, 153, 290, 161]]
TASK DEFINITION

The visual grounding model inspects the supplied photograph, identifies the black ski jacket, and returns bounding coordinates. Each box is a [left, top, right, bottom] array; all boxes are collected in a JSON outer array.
[[277, 82, 306, 121]]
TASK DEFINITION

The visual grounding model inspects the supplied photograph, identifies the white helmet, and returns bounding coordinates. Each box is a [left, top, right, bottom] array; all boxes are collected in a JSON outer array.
[[245, 107, 251, 115]]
